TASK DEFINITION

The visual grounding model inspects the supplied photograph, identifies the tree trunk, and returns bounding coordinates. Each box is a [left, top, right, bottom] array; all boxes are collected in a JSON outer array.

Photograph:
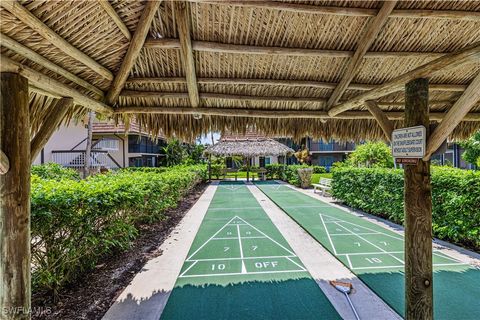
[[0, 72, 31, 320], [404, 78, 433, 320], [83, 111, 94, 178]]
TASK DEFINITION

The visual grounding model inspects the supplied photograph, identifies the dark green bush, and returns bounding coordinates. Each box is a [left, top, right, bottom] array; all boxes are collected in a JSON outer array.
[[31, 163, 80, 180], [312, 165, 327, 174], [31, 165, 207, 295], [332, 167, 480, 250]]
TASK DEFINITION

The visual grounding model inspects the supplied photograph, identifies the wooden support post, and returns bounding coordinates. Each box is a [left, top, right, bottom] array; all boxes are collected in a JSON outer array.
[[30, 98, 73, 161], [0, 73, 31, 320], [364, 100, 394, 141], [423, 72, 480, 161], [404, 78, 433, 320]]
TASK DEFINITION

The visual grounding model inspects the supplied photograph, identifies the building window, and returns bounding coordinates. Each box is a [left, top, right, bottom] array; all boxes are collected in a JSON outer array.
[[226, 157, 233, 168], [128, 135, 161, 154], [259, 157, 265, 168]]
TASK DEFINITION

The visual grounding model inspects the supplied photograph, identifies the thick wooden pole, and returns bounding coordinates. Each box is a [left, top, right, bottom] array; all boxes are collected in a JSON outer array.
[[0, 73, 31, 320], [404, 78, 433, 320]]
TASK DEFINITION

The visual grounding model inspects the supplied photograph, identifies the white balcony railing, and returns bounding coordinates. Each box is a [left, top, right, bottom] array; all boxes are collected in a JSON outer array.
[[52, 150, 120, 169]]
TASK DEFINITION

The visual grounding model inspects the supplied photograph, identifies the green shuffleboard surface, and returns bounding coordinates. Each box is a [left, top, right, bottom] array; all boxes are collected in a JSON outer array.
[[161, 181, 341, 320]]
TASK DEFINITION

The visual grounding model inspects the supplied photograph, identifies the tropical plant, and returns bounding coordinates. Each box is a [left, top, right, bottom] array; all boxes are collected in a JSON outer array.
[[163, 139, 187, 166], [460, 130, 480, 167], [346, 141, 394, 168]]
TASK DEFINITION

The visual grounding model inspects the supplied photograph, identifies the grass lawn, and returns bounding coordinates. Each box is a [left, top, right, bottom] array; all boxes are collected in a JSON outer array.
[[311, 173, 333, 184]]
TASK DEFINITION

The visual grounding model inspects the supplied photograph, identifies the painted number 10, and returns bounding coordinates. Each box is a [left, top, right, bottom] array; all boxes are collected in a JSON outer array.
[[211, 264, 226, 271], [365, 257, 382, 264]]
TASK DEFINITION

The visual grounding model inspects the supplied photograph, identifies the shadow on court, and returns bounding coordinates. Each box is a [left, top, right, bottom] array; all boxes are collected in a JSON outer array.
[[359, 267, 480, 320], [160, 277, 341, 320]]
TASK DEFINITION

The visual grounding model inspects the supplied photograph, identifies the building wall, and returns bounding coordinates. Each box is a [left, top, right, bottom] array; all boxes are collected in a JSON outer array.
[[32, 121, 87, 165]]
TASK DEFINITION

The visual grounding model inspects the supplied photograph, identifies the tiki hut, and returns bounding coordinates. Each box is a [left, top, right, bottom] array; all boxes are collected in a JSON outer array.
[[205, 135, 294, 181], [1, 0, 480, 317]]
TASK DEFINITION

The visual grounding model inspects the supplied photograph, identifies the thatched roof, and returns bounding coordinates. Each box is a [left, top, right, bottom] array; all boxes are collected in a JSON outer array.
[[205, 138, 294, 157], [1, 1, 480, 142]]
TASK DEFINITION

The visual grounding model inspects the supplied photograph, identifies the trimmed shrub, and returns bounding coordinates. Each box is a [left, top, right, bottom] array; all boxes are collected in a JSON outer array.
[[312, 165, 327, 174], [31, 165, 207, 295], [332, 167, 480, 250], [31, 163, 80, 180]]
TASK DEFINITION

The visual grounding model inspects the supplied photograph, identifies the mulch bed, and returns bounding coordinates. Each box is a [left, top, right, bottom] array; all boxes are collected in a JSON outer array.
[[32, 182, 208, 320]]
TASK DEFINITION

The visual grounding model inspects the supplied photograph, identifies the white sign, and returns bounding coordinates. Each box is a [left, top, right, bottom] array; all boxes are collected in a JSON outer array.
[[391, 126, 426, 158]]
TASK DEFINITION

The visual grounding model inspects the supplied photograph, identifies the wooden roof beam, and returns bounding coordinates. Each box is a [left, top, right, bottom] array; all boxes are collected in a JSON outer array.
[[98, 0, 131, 40], [119, 90, 471, 108], [424, 72, 480, 161], [201, 1, 480, 21], [327, 1, 396, 108], [328, 42, 480, 117], [1, 33, 104, 98], [126, 77, 467, 92], [1, 55, 113, 114], [364, 100, 394, 141], [106, 0, 162, 105], [0, 0, 113, 80], [115, 106, 480, 122], [175, 1, 199, 107], [144, 38, 445, 59]]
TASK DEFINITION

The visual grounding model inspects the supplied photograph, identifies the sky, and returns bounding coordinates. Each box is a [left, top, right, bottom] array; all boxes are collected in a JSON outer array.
[[198, 132, 220, 145]]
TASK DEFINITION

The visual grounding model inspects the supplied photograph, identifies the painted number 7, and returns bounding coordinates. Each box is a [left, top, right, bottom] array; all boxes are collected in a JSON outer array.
[[251, 245, 258, 251], [224, 247, 230, 252]]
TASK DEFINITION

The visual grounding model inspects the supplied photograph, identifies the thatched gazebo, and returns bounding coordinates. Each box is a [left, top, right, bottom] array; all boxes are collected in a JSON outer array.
[[1, 0, 480, 318], [205, 136, 294, 181]]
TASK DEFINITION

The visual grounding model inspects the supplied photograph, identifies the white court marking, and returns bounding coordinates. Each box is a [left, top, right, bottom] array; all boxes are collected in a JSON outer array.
[[319, 214, 465, 270], [179, 215, 306, 278], [218, 185, 245, 191]]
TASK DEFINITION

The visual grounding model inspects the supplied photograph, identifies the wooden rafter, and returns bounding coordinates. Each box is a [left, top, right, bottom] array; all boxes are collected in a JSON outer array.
[[1, 55, 113, 114], [328, 42, 480, 117], [327, 1, 396, 108], [0, 0, 113, 80], [30, 98, 73, 161], [97, 0, 131, 40], [115, 106, 480, 122], [0, 150, 9, 175], [174, 1, 199, 108], [203, 1, 480, 21], [1, 33, 104, 98], [106, 0, 162, 105], [126, 77, 467, 92], [144, 38, 445, 59], [424, 72, 480, 160], [364, 100, 394, 141], [119, 90, 471, 108]]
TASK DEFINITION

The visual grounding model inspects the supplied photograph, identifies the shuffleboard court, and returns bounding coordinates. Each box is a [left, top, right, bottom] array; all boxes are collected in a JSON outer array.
[[255, 181, 480, 320], [161, 181, 341, 319]]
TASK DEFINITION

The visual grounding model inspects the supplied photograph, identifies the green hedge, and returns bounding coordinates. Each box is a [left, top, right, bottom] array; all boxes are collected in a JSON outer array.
[[265, 164, 326, 186], [31, 163, 81, 180], [31, 165, 207, 295], [332, 167, 480, 250]]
